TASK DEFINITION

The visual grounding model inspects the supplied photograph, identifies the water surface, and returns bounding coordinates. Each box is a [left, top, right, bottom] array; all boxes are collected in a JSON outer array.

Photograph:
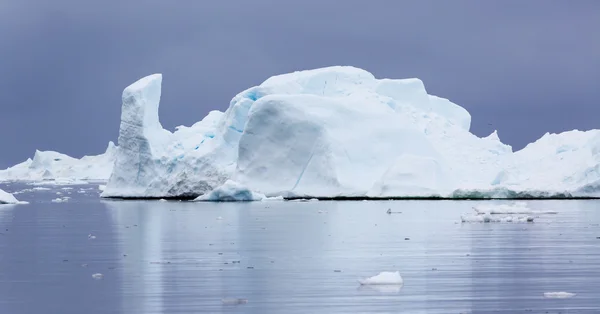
[[1, 182, 600, 313]]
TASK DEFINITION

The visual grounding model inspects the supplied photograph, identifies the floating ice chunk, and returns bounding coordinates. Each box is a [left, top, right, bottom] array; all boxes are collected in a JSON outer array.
[[98, 185, 106, 191], [32, 187, 51, 191], [473, 202, 557, 215], [461, 213, 534, 223], [51, 197, 71, 203], [0, 188, 21, 205], [158, 199, 167, 202], [91, 273, 104, 280], [543, 292, 576, 299], [358, 271, 403, 285], [88, 234, 96, 239], [195, 180, 267, 202]]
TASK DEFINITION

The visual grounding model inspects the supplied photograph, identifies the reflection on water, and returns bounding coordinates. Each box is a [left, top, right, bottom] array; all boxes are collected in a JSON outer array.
[[1, 186, 600, 313]]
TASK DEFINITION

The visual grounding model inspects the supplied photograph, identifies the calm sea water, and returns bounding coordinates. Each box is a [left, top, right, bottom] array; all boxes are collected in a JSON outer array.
[[1, 182, 600, 313]]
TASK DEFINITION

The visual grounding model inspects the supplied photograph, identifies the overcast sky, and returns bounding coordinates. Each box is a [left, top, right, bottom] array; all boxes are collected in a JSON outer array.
[[0, 0, 598, 169]]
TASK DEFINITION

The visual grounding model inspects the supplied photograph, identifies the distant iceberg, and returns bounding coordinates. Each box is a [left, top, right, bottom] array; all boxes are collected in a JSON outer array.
[[5, 66, 600, 200], [0, 142, 116, 183]]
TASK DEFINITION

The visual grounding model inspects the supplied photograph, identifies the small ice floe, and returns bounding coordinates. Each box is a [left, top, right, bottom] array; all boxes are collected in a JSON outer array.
[[88, 234, 96, 239], [221, 298, 248, 305], [358, 271, 403, 286], [461, 213, 534, 223], [91, 273, 104, 280], [32, 187, 51, 191], [216, 216, 223, 220], [473, 202, 557, 215], [51, 197, 70, 203], [158, 199, 167, 202], [98, 185, 106, 192], [543, 292, 576, 299]]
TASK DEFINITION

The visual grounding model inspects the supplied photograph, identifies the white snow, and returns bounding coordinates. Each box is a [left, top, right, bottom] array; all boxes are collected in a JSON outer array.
[[358, 271, 404, 285], [6, 66, 600, 200], [543, 292, 576, 299], [0, 188, 20, 204], [0, 142, 116, 183]]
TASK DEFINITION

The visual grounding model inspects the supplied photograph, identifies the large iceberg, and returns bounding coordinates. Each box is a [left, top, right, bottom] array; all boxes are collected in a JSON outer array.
[[5, 66, 600, 199], [0, 142, 116, 183], [98, 66, 600, 199]]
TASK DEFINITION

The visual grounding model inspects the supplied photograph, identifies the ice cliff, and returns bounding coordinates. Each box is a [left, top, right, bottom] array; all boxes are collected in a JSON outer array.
[[97, 66, 600, 199]]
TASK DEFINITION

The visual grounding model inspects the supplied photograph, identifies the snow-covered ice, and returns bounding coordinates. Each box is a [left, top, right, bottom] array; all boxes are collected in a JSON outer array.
[[7, 66, 600, 200], [358, 271, 404, 285]]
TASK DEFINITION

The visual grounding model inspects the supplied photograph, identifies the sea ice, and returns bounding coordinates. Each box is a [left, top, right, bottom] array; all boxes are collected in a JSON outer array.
[[358, 271, 404, 285]]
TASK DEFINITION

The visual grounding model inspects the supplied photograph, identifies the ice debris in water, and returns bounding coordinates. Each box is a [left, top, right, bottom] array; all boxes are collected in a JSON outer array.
[[473, 202, 558, 215], [461, 213, 534, 223], [51, 197, 70, 203], [88, 234, 96, 239], [543, 292, 576, 299], [358, 271, 403, 285], [91, 273, 104, 280], [98, 185, 106, 191], [461, 203, 538, 223]]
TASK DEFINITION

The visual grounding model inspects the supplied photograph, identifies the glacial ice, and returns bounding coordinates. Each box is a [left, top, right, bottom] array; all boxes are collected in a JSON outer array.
[[5, 65, 600, 200]]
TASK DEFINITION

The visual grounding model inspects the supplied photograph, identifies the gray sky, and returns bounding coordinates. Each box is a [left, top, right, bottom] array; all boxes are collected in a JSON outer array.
[[1, 0, 599, 169]]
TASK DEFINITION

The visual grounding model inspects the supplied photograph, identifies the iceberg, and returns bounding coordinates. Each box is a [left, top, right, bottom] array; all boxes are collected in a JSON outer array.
[[0, 188, 20, 204], [0, 142, 116, 183], [6, 65, 600, 200]]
